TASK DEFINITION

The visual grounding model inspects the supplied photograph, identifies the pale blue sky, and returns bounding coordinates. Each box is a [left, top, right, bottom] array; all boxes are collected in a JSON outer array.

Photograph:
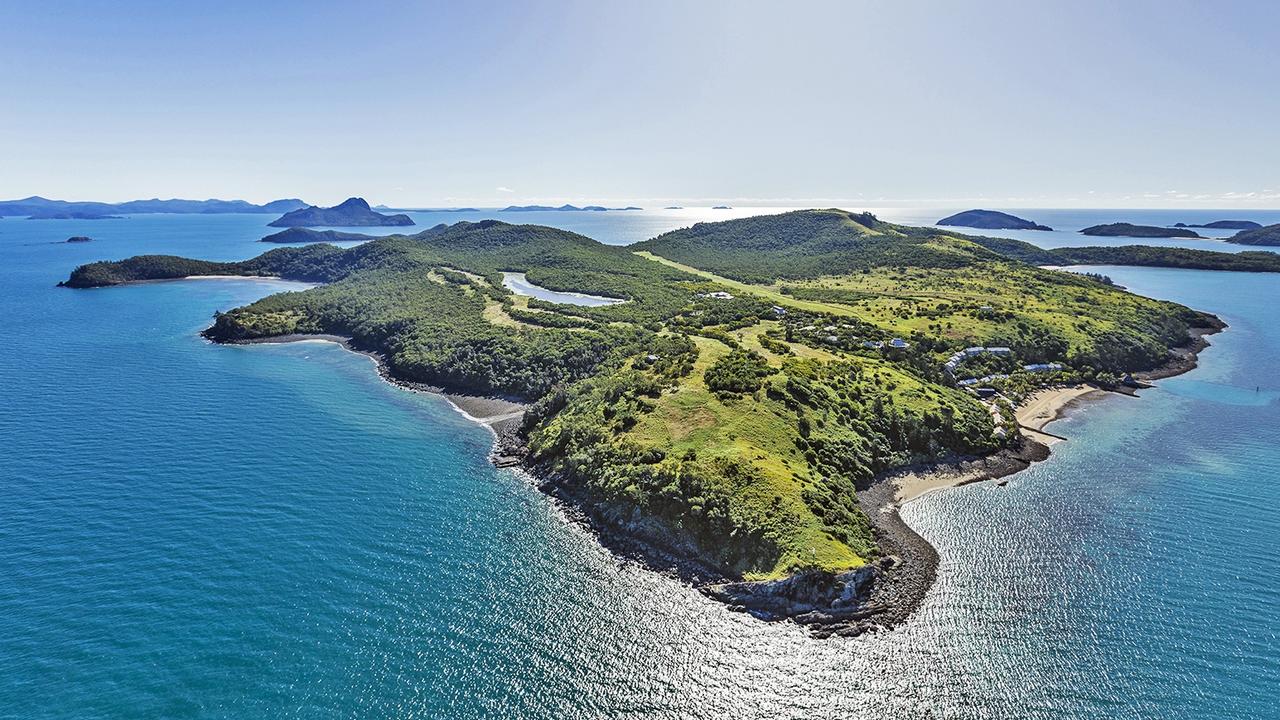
[[2, 0, 1277, 207]]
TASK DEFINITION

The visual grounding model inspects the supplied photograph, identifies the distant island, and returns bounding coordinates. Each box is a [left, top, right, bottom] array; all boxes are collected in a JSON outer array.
[[261, 228, 373, 244], [712, 205, 732, 209], [500, 204, 642, 212], [1226, 223, 1280, 246], [1174, 220, 1262, 230], [937, 209, 1052, 231], [65, 208, 1247, 637], [64, 236, 93, 243], [1081, 222, 1202, 239], [29, 212, 123, 220], [0, 196, 307, 218], [267, 197, 414, 228], [665, 206, 684, 210]]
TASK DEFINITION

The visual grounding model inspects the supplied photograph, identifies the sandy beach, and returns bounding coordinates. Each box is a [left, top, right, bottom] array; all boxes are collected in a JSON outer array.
[[1016, 385, 1102, 439], [889, 385, 1099, 505]]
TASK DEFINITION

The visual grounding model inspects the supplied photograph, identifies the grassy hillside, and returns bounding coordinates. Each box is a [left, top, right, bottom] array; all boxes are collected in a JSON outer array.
[[63, 213, 1219, 582], [632, 208, 1060, 282]]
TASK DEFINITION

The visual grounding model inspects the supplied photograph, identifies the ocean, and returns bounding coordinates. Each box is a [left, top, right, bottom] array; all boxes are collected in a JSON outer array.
[[1, 208, 1277, 718]]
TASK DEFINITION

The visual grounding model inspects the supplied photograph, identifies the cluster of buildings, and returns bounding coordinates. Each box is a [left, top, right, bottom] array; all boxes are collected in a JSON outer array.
[[954, 363, 1066, 388], [696, 290, 735, 300], [947, 346, 1066, 389], [792, 324, 909, 352], [943, 346, 1012, 376]]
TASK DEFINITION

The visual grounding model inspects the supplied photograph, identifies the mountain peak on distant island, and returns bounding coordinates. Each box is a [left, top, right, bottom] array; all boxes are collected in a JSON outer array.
[[267, 197, 414, 228], [937, 209, 1052, 231]]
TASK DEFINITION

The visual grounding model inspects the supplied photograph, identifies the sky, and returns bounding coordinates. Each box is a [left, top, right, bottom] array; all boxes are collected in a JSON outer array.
[[2, 0, 1278, 208]]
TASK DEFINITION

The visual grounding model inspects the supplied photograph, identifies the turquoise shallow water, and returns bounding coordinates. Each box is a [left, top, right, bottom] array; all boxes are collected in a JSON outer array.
[[1, 212, 1278, 718]]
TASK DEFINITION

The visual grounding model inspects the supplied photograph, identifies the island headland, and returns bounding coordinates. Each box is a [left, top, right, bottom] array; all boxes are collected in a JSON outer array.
[[260, 228, 372, 244], [937, 209, 1052, 231], [268, 197, 414, 227], [1226, 223, 1280, 246], [1081, 222, 1203, 238], [62, 209, 1230, 636]]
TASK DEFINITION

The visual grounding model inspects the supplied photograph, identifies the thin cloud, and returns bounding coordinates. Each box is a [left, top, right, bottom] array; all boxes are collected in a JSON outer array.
[[496, 186, 515, 193]]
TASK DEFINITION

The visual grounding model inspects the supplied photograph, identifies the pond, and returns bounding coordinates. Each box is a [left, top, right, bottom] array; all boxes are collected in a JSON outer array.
[[500, 272, 625, 307]]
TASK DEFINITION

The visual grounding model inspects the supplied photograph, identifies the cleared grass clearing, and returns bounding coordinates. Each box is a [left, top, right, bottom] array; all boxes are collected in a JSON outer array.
[[625, 336, 866, 578], [635, 251, 857, 317]]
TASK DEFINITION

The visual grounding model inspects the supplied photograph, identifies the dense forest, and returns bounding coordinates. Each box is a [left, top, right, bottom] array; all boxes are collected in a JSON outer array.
[[1225, 223, 1280, 247], [1053, 245, 1280, 272]]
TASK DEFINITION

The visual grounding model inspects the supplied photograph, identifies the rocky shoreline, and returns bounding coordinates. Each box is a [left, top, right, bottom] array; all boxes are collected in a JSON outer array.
[[213, 320, 1224, 639]]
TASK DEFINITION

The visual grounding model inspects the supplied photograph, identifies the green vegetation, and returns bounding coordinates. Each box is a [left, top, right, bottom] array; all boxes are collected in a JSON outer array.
[[1053, 245, 1280, 273], [633, 209, 1049, 282], [1226, 223, 1280, 246], [1079, 222, 1202, 238], [937, 209, 1052, 231], [63, 210, 1225, 582], [704, 348, 774, 395]]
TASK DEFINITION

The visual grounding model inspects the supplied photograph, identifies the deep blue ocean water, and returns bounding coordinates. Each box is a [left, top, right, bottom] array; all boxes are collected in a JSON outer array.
[[1, 210, 1277, 718]]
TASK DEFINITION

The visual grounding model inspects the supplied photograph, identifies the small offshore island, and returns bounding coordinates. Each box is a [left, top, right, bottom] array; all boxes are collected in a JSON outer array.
[[1081, 222, 1203, 239], [64, 209, 1257, 636], [937, 209, 1052, 231]]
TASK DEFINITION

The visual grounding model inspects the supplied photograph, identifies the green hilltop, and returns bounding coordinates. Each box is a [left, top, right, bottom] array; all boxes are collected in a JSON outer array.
[[62, 211, 1227, 587]]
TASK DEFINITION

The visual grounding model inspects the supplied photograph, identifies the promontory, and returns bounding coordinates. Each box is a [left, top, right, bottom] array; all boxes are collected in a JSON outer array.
[[1225, 223, 1280, 246], [62, 210, 1234, 636]]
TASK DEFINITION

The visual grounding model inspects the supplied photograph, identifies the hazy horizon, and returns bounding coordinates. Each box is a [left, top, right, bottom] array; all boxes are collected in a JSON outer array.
[[3, 0, 1278, 209]]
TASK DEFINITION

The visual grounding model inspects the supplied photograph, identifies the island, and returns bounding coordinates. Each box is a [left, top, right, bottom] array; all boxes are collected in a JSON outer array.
[[937, 209, 1052, 231], [712, 205, 732, 209], [267, 197, 414, 228], [64, 236, 93, 243], [1051, 245, 1280, 272], [1174, 220, 1262, 230], [1080, 222, 1202, 238], [501, 204, 642, 212], [261, 228, 373, 244], [29, 212, 123, 220], [0, 195, 306, 217], [1226, 223, 1280, 246], [62, 209, 1230, 636]]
